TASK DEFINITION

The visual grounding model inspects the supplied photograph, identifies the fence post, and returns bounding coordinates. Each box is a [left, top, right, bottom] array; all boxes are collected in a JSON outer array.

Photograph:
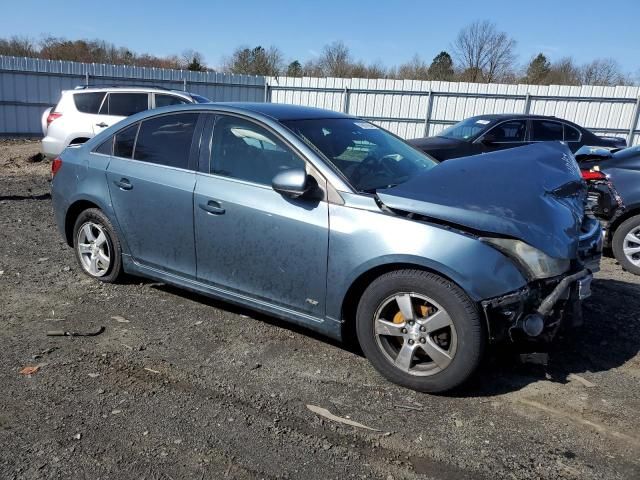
[[85, 72, 89, 86], [628, 96, 640, 146], [523, 93, 532, 114], [183, 78, 187, 91], [422, 90, 433, 137], [342, 87, 350, 114], [263, 82, 270, 103]]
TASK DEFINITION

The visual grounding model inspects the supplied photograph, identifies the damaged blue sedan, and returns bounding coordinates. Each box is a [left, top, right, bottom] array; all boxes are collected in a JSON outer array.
[[50, 103, 602, 392]]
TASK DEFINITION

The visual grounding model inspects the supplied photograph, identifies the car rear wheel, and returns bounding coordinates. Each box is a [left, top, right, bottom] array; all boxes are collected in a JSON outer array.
[[73, 208, 123, 283], [612, 215, 640, 276], [356, 270, 484, 393]]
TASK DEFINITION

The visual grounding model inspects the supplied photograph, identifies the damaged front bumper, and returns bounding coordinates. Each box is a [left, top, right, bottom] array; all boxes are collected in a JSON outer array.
[[482, 217, 602, 344], [481, 269, 593, 343]]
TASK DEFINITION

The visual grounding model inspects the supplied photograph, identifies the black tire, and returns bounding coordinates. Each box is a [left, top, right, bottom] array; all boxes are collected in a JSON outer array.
[[612, 215, 640, 276], [72, 208, 123, 283], [356, 270, 484, 393]]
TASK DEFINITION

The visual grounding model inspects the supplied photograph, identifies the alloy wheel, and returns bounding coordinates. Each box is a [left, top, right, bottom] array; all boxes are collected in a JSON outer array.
[[623, 226, 640, 267], [76, 222, 111, 277], [373, 293, 458, 376]]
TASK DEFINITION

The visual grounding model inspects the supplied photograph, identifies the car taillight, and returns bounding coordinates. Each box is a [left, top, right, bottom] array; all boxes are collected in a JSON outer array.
[[47, 112, 62, 127], [51, 157, 63, 178], [581, 170, 607, 181]]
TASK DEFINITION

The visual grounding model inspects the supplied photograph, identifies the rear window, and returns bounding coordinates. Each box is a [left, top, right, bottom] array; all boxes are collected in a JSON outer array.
[[114, 123, 139, 158], [101, 93, 149, 117], [532, 120, 564, 141], [133, 113, 198, 169], [155, 94, 189, 107], [73, 92, 105, 114]]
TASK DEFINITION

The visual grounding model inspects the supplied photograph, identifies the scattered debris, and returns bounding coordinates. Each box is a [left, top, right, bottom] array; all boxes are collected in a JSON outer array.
[[111, 315, 129, 323], [87, 373, 100, 378], [111, 410, 122, 415], [567, 373, 597, 388], [193, 320, 203, 326], [46, 326, 105, 337], [393, 404, 424, 412], [37, 257, 49, 263], [306, 404, 380, 432], [73, 433, 81, 440], [519, 352, 549, 366], [455, 419, 463, 428], [250, 363, 262, 370], [19, 365, 40, 376], [0, 270, 4, 275], [121, 343, 133, 350], [144, 367, 160, 374]]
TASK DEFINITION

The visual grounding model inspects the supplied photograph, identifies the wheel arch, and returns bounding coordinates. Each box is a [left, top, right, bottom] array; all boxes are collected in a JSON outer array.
[[63, 199, 102, 247], [339, 261, 473, 344], [609, 205, 640, 241]]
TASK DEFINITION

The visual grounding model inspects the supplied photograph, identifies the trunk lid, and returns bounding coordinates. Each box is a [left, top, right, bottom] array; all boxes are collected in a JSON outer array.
[[377, 143, 587, 259]]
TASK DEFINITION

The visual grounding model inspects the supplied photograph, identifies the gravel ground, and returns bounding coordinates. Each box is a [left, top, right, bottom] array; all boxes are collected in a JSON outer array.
[[1, 139, 639, 479]]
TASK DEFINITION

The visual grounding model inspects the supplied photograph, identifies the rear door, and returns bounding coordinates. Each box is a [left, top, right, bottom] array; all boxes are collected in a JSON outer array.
[[72, 91, 107, 136], [530, 119, 565, 146], [105, 112, 202, 277], [93, 92, 150, 134]]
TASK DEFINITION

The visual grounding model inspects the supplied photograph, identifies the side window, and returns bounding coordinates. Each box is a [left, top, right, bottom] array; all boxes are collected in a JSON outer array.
[[155, 94, 189, 108], [211, 115, 305, 185], [74, 92, 105, 114], [133, 113, 198, 169], [104, 93, 149, 116], [114, 123, 139, 159], [488, 120, 526, 142], [94, 137, 113, 155], [564, 124, 581, 142], [532, 120, 564, 141]]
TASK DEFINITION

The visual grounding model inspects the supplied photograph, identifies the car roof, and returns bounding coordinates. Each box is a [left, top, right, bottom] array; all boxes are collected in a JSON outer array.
[[68, 86, 194, 96], [468, 113, 567, 122], [211, 102, 353, 121]]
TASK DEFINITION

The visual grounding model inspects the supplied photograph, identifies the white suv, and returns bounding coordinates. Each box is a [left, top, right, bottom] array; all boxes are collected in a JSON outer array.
[[41, 86, 210, 158]]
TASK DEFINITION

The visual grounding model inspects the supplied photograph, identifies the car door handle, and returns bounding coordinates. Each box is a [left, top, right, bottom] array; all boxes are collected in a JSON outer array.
[[114, 178, 133, 191], [96, 122, 109, 128], [199, 200, 225, 215]]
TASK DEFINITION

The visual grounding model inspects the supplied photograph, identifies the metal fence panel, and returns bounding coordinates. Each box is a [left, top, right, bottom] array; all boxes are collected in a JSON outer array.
[[268, 76, 640, 146], [0, 55, 266, 136]]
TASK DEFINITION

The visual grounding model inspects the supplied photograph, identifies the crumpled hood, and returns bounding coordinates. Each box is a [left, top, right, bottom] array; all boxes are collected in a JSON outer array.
[[377, 143, 587, 259]]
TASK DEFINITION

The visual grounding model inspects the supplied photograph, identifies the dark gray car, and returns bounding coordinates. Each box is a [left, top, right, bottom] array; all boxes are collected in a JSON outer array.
[[409, 114, 627, 161], [50, 103, 602, 393]]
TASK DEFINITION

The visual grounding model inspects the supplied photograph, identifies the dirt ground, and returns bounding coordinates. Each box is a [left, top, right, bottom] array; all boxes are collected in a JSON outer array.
[[1, 139, 639, 480]]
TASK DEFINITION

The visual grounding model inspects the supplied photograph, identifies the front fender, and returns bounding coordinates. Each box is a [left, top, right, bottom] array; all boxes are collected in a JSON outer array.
[[326, 204, 527, 322]]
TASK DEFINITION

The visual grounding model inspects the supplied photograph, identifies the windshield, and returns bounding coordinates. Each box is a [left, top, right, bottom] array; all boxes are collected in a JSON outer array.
[[283, 118, 437, 192], [438, 117, 496, 141]]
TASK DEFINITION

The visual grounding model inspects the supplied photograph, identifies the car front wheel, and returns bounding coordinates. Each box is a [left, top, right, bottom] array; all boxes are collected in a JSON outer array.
[[612, 215, 640, 276], [73, 208, 123, 283], [356, 270, 484, 393]]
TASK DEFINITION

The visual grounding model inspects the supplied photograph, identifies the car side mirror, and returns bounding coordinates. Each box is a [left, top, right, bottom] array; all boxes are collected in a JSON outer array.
[[272, 168, 309, 198], [480, 133, 497, 145]]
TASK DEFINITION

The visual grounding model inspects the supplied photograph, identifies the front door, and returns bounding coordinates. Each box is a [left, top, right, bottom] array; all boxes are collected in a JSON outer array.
[[477, 119, 529, 154], [105, 112, 200, 276], [194, 114, 329, 316]]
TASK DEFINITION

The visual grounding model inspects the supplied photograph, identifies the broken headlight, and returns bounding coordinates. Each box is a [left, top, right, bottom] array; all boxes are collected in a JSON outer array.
[[481, 238, 570, 280]]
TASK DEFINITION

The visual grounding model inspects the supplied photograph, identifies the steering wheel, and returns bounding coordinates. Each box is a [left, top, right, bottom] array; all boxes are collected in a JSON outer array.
[[351, 154, 398, 186]]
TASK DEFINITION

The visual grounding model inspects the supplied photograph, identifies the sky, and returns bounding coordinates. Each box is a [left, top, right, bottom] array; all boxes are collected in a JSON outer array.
[[2, 0, 639, 74]]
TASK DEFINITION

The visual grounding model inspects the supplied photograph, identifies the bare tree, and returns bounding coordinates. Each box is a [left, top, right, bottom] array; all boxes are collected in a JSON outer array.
[[181, 49, 207, 71], [580, 58, 626, 86], [546, 57, 581, 86], [0, 36, 37, 57], [452, 20, 517, 83], [317, 41, 352, 77], [396, 55, 430, 80]]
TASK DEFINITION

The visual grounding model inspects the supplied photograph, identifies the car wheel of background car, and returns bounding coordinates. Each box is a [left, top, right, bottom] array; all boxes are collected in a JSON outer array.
[[612, 215, 640, 276], [356, 270, 484, 393], [73, 208, 123, 283]]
